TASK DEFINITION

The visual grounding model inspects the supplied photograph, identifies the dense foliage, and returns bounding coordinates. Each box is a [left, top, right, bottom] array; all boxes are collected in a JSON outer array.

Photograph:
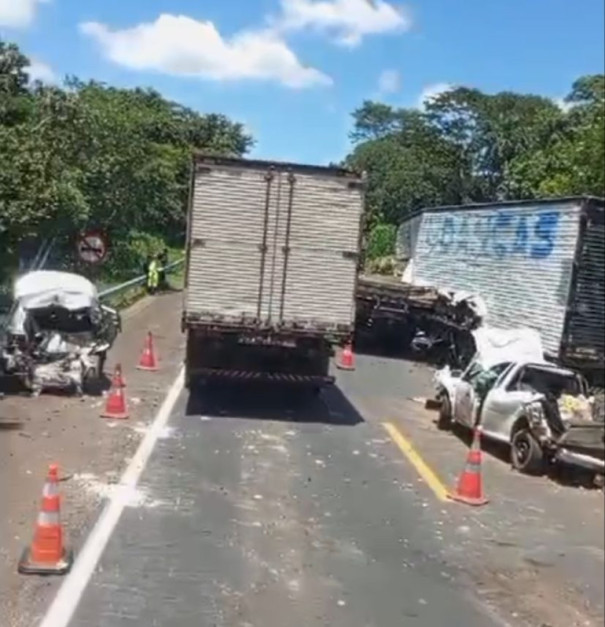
[[0, 40, 253, 283], [346, 76, 605, 259]]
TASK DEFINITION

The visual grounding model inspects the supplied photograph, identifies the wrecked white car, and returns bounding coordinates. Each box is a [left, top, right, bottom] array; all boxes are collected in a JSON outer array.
[[435, 327, 605, 477], [0, 271, 121, 396]]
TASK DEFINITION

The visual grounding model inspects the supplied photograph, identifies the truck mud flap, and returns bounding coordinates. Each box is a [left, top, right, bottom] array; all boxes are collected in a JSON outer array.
[[189, 368, 335, 385]]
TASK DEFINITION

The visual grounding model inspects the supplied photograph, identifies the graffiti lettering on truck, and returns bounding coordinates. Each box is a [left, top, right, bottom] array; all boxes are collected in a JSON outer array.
[[424, 210, 561, 260]]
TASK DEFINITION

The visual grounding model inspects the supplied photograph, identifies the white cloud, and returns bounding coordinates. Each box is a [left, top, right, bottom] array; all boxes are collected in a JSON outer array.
[[0, 0, 49, 28], [26, 59, 57, 84], [80, 14, 331, 89], [417, 82, 453, 108], [378, 69, 400, 94], [275, 0, 411, 47]]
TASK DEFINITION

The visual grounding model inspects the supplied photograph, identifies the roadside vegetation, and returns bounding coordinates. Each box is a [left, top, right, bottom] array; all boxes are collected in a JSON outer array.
[[347, 75, 605, 267], [0, 40, 253, 288]]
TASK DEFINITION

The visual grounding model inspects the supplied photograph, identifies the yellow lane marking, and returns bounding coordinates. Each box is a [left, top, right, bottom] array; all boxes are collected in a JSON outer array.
[[382, 422, 449, 502]]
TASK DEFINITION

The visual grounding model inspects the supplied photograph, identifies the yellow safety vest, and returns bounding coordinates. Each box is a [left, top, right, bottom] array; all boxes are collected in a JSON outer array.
[[147, 260, 159, 288]]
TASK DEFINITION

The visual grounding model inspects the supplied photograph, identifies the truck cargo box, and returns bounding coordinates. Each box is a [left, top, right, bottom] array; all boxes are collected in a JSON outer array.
[[183, 155, 365, 340], [397, 196, 604, 376]]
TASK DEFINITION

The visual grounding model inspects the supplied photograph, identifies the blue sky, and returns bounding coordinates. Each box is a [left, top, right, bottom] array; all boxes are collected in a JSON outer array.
[[2, 0, 604, 164]]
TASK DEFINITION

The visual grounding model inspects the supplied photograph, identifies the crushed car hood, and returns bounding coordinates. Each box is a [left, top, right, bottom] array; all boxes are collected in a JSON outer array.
[[434, 325, 546, 396], [471, 326, 545, 369], [14, 270, 98, 311]]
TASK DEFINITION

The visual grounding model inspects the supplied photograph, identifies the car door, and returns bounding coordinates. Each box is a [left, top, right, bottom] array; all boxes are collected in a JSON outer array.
[[453, 360, 480, 428], [455, 361, 513, 430], [479, 363, 523, 440]]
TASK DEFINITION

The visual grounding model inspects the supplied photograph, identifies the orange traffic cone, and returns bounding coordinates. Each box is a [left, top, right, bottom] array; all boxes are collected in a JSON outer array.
[[137, 331, 159, 371], [18, 464, 73, 575], [336, 342, 356, 371], [112, 363, 126, 388], [101, 367, 129, 419], [448, 427, 489, 506]]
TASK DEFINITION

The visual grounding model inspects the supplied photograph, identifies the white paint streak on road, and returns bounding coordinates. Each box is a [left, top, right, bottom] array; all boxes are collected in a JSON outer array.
[[38, 367, 185, 627]]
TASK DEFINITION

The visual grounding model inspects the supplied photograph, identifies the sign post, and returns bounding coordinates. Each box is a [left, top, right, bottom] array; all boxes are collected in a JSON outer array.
[[77, 231, 108, 265]]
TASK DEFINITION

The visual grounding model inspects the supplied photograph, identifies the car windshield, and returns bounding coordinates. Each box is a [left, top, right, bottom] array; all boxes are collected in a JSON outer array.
[[464, 359, 511, 384]]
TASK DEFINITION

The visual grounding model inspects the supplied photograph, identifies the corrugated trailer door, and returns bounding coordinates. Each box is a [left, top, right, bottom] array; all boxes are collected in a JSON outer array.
[[186, 163, 277, 325], [272, 170, 363, 331]]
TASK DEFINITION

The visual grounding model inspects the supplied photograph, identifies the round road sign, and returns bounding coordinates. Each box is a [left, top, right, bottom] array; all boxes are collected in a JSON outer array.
[[77, 230, 108, 264]]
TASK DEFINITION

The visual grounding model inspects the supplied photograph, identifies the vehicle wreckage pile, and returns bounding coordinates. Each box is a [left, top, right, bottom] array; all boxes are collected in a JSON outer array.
[[434, 327, 605, 477], [0, 271, 121, 396], [356, 274, 484, 367]]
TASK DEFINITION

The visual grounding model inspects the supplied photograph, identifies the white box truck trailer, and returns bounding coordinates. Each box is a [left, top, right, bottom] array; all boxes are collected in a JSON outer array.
[[182, 155, 365, 389]]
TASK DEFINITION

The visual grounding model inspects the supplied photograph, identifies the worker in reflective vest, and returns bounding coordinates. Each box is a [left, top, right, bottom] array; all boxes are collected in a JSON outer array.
[[146, 255, 160, 294]]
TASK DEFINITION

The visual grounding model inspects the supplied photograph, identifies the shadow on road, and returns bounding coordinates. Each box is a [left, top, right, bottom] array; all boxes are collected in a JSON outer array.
[[354, 331, 415, 361], [354, 325, 475, 371], [185, 382, 365, 427]]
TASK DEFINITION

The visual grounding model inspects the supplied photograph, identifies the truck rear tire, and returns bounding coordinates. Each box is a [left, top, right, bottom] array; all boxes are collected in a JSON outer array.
[[511, 428, 545, 475]]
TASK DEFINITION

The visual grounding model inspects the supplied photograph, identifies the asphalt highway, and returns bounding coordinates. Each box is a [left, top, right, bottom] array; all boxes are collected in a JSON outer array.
[[62, 381, 504, 627]]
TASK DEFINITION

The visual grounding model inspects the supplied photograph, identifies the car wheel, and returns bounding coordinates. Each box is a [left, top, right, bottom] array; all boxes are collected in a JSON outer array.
[[511, 428, 545, 475], [436, 392, 453, 431]]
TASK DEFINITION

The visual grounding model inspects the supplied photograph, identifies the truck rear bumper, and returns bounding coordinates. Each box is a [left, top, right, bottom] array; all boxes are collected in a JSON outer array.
[[186, 367, 334, 386]]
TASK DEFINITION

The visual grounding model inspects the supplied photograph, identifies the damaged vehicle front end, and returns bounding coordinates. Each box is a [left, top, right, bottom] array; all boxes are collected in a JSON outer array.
[[435, 326, 605, 478], [522, 393, 605, 475], [0, 271, 121, 396]]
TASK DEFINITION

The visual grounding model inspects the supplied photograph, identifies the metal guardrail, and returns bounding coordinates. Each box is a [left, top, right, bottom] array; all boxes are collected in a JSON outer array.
[[98, 259, 184, 301], [0, 259, 184, 337]]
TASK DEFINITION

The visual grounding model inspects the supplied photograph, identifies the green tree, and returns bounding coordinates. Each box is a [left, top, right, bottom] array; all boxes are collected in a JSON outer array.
[[346, 76, 604, 265], [0, 39, 253, 283], [424, 87, 562, 200], [347, 102, 461, 229], [508, 75, 604, 197]]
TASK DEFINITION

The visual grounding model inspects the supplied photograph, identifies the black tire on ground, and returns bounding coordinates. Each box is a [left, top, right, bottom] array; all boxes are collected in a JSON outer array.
[[511, 428, 545, 475], [436, 392, 453, 431]]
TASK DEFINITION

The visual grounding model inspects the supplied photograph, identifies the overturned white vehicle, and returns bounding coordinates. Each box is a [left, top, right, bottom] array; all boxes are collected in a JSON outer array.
[[0, 271, 121, 396], [435, 327, 605, 477]]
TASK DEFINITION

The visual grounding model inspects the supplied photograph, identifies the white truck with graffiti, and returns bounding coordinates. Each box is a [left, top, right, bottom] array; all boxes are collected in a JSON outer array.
[[396, 197, 604, 383]]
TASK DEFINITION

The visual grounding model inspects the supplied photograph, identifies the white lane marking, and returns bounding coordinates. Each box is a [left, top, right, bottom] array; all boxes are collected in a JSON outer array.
[[39, 367, 185, 627]]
